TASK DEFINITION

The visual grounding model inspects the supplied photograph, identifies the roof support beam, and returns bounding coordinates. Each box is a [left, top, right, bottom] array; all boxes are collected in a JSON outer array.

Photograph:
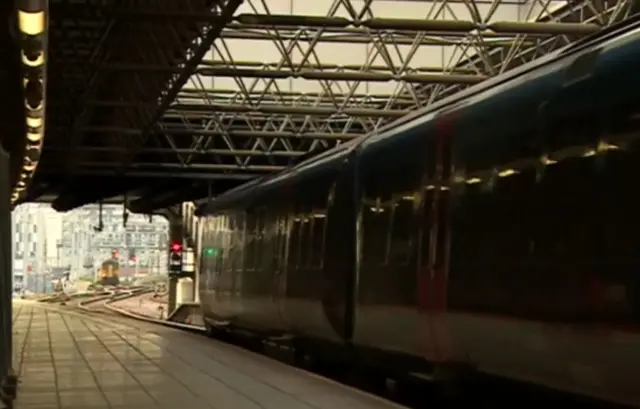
[[96, 62, 487, 84], [128, 179, 245, 214], [86, 100, 412, 117], [171, 103, 410, 118], [81, 162, 285, 172], [117, 0, 243, 174], [66, 170, 258, 181], [51, 178, 142, 212], [48, 146, 306, 157], [72, 126, 362, 140]]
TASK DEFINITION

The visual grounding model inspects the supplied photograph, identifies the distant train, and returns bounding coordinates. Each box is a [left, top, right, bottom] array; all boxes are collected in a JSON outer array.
[[97, 259, 120, 287], [198, 16, 640, 407]]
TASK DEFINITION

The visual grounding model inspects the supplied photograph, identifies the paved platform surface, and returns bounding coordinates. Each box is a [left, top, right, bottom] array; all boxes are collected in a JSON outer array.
[[12, 300, 403, 409]]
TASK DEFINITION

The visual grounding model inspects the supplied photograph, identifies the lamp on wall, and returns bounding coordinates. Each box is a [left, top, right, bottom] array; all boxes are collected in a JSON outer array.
[[17, 10, 45, 36], [12, 0, 48, 206]]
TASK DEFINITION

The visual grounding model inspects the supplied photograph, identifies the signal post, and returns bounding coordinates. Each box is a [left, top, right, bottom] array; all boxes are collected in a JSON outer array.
[[167, 218, 184, 315]]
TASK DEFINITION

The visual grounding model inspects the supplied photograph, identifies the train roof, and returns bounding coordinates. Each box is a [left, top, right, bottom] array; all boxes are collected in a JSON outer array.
[[197, 138, 360, 215]]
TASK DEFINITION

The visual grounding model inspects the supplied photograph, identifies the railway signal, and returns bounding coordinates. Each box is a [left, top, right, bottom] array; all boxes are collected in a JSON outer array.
[[203, 247, 218, 257], [169, 240, 183, 276]]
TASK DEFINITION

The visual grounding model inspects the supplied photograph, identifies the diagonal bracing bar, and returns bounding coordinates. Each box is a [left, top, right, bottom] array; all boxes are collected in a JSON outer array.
[[118, 0, 244, 174]]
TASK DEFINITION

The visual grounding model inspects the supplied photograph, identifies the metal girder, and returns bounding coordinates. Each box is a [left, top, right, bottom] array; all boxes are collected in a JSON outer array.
[[63, 124, 362, 140], [117, 0, 244, 174], [40, 0, 635, 212], [82, 162, 284, 172], [48, 146, 307, 157], [77, 170, 258, 181], [90, 61, 488, 84], [46, 0, 244, 209], [132, 0, 633, 179]]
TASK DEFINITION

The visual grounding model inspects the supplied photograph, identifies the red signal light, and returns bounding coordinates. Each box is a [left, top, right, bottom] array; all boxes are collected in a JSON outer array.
[[170, 242, 182, 253]]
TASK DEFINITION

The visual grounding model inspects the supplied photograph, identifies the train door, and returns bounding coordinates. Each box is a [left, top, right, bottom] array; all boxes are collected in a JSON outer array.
[[323, 156, 357, 341], [272, 214, 289, 331], [419, 115, 455, 363]]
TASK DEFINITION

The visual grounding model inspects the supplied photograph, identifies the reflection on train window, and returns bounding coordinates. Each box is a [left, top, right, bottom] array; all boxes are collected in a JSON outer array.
[[273, 216, 288, 274], [289, 217, 302, 269], [361, 198, 392, 267], [299, 217, 312, 269], [244, 213, 257, 271], [310, 212, 326, 268], [254, 208, 266, 271], [389, 194, 417, 266]]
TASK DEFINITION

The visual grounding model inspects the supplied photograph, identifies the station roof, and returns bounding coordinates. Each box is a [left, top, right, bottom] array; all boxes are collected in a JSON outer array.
[[18, 0, 637, 213], [0, 1, 28, 186]]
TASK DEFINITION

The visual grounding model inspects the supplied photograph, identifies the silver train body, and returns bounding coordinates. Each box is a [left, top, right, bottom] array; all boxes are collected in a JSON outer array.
[[198, 17, 640, 407]]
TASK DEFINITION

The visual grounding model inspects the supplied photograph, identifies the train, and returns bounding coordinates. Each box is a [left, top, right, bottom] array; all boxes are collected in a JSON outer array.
[[197, 15, 640, 407], [97, 259, 120, 287]]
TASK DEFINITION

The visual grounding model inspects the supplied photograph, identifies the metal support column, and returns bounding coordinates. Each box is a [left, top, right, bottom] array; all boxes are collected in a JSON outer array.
[[167, 213, 183, 316], [193, 216, 201, 304], [0, 148, 16, 408], [182, 202, 199, 304]]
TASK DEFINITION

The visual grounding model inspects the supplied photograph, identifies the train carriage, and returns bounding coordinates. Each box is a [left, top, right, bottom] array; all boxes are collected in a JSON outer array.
[[198, 16, 640, 407]]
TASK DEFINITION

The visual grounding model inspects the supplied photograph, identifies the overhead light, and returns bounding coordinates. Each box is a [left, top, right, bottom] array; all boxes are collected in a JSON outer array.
[[17, 181, 26, 188], [24, 79, 44, 111], [466, 177, 482, 184], [26, 130, 42, 142], [20, 172, 29, 180], [15, 185, 25, 192], [25, 146, 41, 162], [11, 193, 19, 201], [26, 116, 42, 128], [21, 51, 44, 67], [18, 10, 45, 36], [23, 162, 36, 172]]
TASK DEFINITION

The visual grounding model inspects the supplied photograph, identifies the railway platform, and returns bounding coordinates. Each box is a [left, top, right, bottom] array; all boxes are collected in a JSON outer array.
[[12, 300, 402, 409]]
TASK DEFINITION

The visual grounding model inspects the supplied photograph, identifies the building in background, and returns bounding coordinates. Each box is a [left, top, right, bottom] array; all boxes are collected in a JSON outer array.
[[12, 203, 169, 290], [59, 204, 168, 280], [12, 204, 62, 292]]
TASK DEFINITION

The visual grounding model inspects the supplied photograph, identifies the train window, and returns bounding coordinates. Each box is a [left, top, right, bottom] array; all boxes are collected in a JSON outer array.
[[211, 216, 223, 275], [273, 215, 288, 274], [254, 208, 266, 272], [309, 212, 327, 268], [288, 216, 302, 269], [244, 212, 256, 271], [361, 197, 393, 267], [548, 110, 600, 152], [233, 212, 245, 283], [298, 216, 312, 269], [388, 193, 418, 266], [564, 49, 601, 86]]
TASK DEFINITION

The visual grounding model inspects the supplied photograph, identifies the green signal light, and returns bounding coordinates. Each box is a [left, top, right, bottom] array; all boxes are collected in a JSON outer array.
[[204, 248, 218, 257]]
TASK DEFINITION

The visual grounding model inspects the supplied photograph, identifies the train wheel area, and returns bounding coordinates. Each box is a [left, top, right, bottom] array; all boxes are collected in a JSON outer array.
[[132, 296, 640, 409]]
